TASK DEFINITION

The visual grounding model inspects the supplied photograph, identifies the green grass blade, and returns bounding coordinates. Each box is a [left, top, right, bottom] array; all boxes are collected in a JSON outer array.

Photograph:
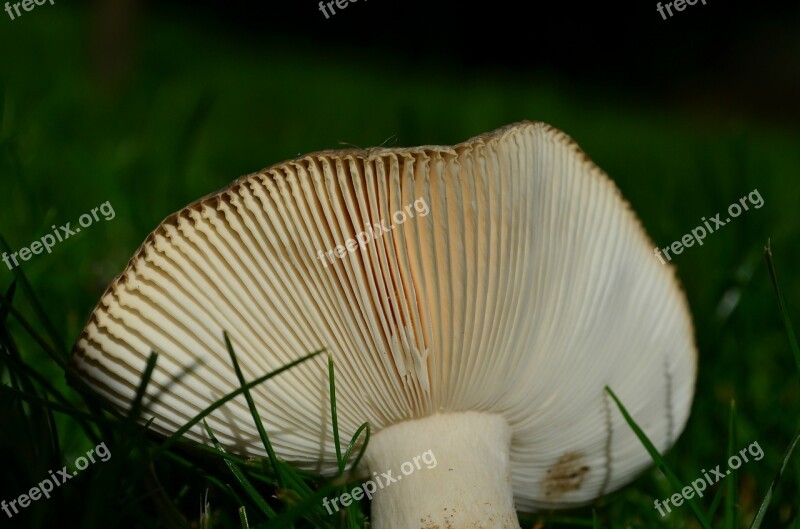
[[126, 351, 158, 425], [605, 386, 712, 529], [223, 331, 286, 489], [154, 346, 324, 456], [203, 420, 276, 518], [4, 360, 104, 442], [1, 280, 44, 449], [593, 509, 600, 529], [328, 355, 344, 473], [328, 355, 367, 529], [0, 79, 5, 126], [2, 336, 81, 415], [764, 241, 800, 374], [0, 383, 118, 426], [0, 279, 15, 323], [749, 429, 800, 529], [724, 399, 737, 529], [342, 422, 370, 476], [0, 234, 67, 360], [263, 482, 341, 529], [114, 353, 164, 483], [184, 442, 270, 470], [161, 449, 250, 508], [705, 470, 726, 520], [0, 284, 65, 368], [239, 506, 250, 529]]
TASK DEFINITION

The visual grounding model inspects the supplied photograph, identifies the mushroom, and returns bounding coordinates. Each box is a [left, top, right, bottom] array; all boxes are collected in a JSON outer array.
[[71, 121, 696, 528]]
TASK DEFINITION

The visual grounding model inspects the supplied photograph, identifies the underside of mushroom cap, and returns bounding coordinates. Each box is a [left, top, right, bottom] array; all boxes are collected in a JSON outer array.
[[71, 121, 696, 510]]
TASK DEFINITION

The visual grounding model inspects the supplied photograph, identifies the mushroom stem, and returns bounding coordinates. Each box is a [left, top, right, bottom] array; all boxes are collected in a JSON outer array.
[[363, 411, 520, 529]]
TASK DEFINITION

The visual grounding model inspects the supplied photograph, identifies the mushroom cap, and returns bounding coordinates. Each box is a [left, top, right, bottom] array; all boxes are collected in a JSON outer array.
[[71, 121, 696, 509]]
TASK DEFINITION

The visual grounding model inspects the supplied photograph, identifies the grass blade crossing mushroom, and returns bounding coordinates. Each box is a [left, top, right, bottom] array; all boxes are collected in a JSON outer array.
[[70, 121, 697, 528]]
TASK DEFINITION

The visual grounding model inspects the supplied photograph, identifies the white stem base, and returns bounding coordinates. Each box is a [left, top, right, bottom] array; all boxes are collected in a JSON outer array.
[[363, 411, 520, 529]]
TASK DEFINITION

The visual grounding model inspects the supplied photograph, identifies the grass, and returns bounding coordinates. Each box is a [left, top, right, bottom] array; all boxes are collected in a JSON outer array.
[[605, 242, 800, 529], [1, 3, 799, 528]]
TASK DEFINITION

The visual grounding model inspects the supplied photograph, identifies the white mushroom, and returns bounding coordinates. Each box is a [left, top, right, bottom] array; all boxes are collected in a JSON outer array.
[[71, 121, 697, 528]]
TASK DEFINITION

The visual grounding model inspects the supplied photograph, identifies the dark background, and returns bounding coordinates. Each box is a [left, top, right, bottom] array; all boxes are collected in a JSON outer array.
[[162, 0, 800, 124]]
